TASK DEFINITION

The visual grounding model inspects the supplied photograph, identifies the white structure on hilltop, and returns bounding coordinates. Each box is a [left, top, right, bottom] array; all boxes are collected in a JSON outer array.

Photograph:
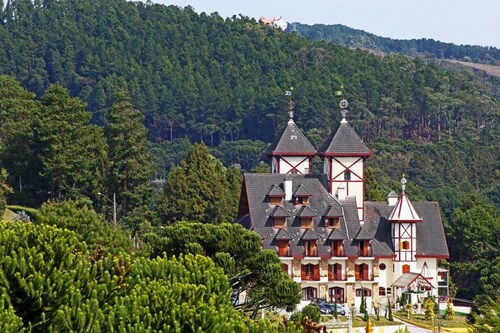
[[259, 16, 288, 30]]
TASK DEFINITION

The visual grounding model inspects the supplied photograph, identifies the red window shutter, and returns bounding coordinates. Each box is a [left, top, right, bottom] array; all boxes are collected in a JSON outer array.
[[336, 264, 342, 279], [301, 265, 306, 280], [328, 264, 333, 280], [311, 242, 316, 256], [355, 265, 360, 280], [363, 264, 368, 280], [314, 265, 319, 280]]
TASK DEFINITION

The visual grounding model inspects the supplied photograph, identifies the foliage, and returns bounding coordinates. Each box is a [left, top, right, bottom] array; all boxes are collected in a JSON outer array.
[[104, 91, 155, 229], [0, 221, 292, 332], [387, 299, 394, 321], [288, 22, 500, 65], [38, 84, 107, 201], [360, 292, 367, 314], [142, 222, 301, 318], [158, 143, 241, 224], [403, 304, 414, 319], [36, 200, 132, 254], [443, 298, 455, 320], [212, 140, 268, 171], [447, 196, 500, 299], [423, 297, 436, 321], [300, 305, 321, 324], [333, 298, 338, 319], [0, 169, 12, 216], [468, 296, 500, 333]]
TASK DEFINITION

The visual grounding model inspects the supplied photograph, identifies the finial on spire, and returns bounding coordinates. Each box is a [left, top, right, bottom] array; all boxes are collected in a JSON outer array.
[[288, 110, 294, 119], [286, 87, 295, 121], [401, 173, 407, 192], [339, 99, 349, 123]]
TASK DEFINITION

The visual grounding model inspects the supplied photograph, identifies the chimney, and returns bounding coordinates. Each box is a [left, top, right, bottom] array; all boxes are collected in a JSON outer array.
[[387, 191, 398, 206], [284, 174, 293, 201], [337, 183, 346, 201]]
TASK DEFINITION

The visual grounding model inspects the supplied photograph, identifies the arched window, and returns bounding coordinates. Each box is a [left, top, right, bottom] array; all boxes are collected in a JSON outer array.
[[302, 287, 317, 301], [402, 264, 410, 273], [329, 287, 345, 303]]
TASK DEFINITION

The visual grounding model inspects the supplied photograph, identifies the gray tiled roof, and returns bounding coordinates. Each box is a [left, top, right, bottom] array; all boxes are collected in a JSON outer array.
[[275, 228, 292, 240], [269, 205, 290, 217], [293, 184, 312, 197], [268, 184, 285, 197], [296, 205, 317, 217], [318, 121, 371, 156], [324, 205, 343, 217], [354, 228, 373, 240], [266, 120, 316, 155], [302, 228, 320, 240], [237, 174, 449, 259], [327, 228, 348, 240]]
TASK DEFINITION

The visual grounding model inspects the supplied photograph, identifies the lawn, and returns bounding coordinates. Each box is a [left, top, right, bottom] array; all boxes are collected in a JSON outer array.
[[395, 313, 472, 331]]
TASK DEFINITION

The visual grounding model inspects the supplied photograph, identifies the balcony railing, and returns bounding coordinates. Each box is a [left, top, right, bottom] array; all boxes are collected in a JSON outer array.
[[277, 248, 292, 257], [357, 248, 373, 257], [304, 249, 318, 257], [301, 273, 320, 281], [355, 274, 374, 281], [331, 248, 346, 257], [328, 273, 347, 281]]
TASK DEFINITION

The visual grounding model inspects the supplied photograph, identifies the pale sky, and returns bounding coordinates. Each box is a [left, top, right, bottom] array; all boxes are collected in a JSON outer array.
[[155, 0, 500, 48]]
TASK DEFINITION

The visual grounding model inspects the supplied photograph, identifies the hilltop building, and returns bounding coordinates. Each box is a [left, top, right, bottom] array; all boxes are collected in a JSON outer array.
[[236, 101, 449, 310], [259, 16, 288, 31]]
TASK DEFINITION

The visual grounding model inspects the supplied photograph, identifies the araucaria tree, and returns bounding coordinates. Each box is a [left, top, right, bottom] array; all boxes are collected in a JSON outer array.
[[104, 91, 154, 226]]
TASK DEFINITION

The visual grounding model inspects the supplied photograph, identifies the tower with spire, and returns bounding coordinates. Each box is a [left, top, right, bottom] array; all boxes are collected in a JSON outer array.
[[317, 99, 372, 222], [266, 90, 316, 174], [388, 175, 422, 274]]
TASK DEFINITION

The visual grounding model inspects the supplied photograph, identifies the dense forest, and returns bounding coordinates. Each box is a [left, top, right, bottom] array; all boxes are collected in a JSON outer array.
[[287, 22, 500, 65], [0, 0, 498, 328]]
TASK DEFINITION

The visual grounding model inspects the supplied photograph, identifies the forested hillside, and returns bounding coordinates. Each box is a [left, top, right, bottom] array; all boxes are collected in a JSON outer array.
[[287, 22, 500, 65], [0, 0, 498, 304]]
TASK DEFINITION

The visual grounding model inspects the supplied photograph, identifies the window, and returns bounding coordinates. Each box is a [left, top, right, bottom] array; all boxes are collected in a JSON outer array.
[[356, 288, 372, 297], [355, 263, 370, 281], [328, 263, 343, 281], [325, 217, 340, 228], [300, 217, 314, 229], [269, 197, 283, 205], [402, 264, 410, 273], [304, 240, 317, 257], [273, 217, 286, 228], [281, 263, 289, 274], [295, 196, 309, 205], [400, 241, 410, 250], [387, 288, 392, 296], [329, 287, 345, 303], [301, 264, 319, 281], [344, 170, 351, 180], [277, 240, 290, 257], [302, 287, 317, 301], [357, 240, 372, 257], [379, 287, 386, 296], [331, 240, 344, 257], [379, 263, 387, 271]]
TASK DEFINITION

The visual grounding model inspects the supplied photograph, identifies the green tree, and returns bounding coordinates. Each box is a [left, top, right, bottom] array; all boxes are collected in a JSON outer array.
[[104, 91, 154, 228], [300, 305, 321, 323], [158, 143, 234, 224], [38, 84, 107, 201], [142, 222, 302, 318], [364, 166, 384, 201]]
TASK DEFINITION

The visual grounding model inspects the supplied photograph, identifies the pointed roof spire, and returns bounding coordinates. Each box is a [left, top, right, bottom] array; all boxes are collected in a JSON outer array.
[[266, 88, 316, 156], [388, 176, 422, 222], [317, 99, 371, 157]]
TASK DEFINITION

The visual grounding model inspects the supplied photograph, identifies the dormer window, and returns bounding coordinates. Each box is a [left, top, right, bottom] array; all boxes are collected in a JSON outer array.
[[293, 184, 312, 206], [270, 206, 290, 229], [331, 240, 345, 257], [277, 240, 291, 257], [357, 240, 372, 257], [267, 185, 285, 206], [303, 240, 317, 257], [297, 206, 316, 228], [325, 217, 341, 228], [295, 196, 309, 205]]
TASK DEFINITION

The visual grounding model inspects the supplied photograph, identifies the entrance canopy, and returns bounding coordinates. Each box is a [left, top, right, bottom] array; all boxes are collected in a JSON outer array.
[[392, 272, 434, 290]]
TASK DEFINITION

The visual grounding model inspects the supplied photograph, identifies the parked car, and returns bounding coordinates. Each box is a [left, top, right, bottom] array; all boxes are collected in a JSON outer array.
[[309, 298, 346, 315]]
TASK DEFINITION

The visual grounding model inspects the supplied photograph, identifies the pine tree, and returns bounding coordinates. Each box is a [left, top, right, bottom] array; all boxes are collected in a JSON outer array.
[[105, 91, 154, 227], [158, 143, 233, 224], [388, 299, 394, 321]]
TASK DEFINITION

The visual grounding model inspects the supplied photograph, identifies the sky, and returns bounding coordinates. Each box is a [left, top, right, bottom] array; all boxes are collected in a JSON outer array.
[[155, 0, 500, 48]]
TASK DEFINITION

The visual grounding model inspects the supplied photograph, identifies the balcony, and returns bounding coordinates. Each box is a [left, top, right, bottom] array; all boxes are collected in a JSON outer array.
[[328, 273, 347, 281], [277, 248, 292, 257], [357, 248, 373, 257], [355, 273, 374, 281], [331, 248, 346, 257]]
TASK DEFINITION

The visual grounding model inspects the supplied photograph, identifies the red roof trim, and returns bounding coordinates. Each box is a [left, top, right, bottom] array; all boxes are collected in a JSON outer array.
[[293, 255, 305, 259], [375, 255, 396, 259], [266, 152, 316, 156], [416, 255, 449, 259]]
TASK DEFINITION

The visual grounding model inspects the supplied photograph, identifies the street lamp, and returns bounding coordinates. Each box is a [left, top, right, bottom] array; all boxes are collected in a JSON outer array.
[[98, 192, 116, 226]]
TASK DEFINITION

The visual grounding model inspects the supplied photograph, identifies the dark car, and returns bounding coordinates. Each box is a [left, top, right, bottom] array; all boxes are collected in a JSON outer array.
[[309, 299, 346, 315]]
